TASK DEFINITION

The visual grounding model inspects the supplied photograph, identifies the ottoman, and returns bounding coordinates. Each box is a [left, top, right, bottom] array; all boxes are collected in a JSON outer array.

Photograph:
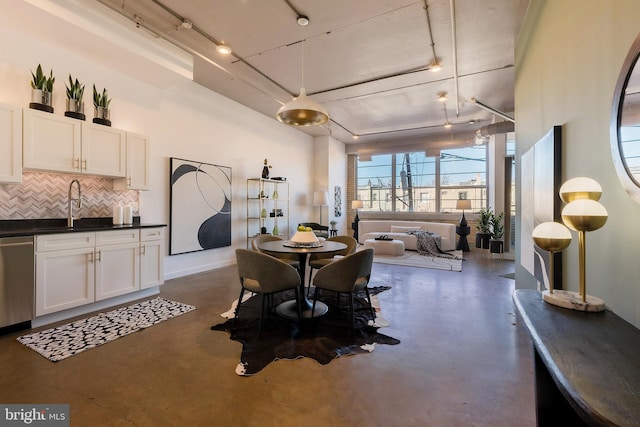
[[363, 239, 405, 256]]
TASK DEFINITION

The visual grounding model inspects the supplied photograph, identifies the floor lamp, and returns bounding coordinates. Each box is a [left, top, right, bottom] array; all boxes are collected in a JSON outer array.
[[313, 191, 329, 225]]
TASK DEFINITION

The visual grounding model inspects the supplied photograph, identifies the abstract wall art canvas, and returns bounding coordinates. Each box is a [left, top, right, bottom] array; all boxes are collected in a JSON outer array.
[[170, 158, 232, 255], [334, 185, 342, 217], [520, 126, 562, 290]]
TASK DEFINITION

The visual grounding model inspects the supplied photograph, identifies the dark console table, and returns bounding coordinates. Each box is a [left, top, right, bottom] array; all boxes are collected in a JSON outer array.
[[513, 289, 640, 426]]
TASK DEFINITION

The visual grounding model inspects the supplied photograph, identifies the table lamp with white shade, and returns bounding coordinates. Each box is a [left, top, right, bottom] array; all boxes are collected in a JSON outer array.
[[550, 177, 608, 311], [313, 191, 329, 225], [532, 221, 572, 300], [455, 199, 472, 227]]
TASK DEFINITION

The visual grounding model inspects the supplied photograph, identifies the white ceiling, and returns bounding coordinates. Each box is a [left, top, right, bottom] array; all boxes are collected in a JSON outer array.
[[95, 0, 528, 146]]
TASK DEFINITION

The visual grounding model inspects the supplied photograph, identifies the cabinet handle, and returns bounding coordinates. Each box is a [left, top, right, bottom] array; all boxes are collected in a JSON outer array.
[[127, 177, 132, 186], [74, 158, 80, 169], [96, 250, 101, 262], [88, 252, 94, 263], [141, 244, 146, 255], [82, 159, 87, 170]]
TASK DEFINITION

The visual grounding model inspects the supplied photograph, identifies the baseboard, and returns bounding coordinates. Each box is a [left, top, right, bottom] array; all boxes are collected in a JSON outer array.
[[164, 259, 235, 280], [32, 287, 160, 328]]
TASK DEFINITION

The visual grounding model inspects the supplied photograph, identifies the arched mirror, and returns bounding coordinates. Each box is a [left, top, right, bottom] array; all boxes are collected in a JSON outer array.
[[612, 32, 640, 203]]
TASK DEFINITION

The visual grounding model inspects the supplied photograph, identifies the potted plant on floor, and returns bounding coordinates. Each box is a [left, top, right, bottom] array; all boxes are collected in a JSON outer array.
[[29, 64, 55, 113], [65, 74, 85, 120], [475, 206, 492, 249], [93, 84, 111, 126], [489, 211, 505, 254]]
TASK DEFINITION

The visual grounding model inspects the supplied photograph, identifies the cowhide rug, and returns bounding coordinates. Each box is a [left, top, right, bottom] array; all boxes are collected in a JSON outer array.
[[210, 286, 400, 376]]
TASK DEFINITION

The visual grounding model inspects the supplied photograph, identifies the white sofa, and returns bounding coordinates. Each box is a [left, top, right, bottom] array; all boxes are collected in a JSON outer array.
[[358, 220, 457, 252]]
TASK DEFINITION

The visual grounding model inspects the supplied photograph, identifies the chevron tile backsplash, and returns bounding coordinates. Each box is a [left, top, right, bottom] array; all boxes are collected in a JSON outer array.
[[0, 172, 139, 219]]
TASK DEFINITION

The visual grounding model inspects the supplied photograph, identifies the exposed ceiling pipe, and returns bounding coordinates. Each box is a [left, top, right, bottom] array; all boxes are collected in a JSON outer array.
[[474, 120, 514, 145], [470, 97, 515, 123], [422, 0, 440, 70], [449, 0, 459, 117], [477, 121, 514, 138], [96, 0, 287, 106]]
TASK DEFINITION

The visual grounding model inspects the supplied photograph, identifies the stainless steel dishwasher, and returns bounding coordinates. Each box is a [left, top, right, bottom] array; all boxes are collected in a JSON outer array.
[[0, 236, 34, 330]]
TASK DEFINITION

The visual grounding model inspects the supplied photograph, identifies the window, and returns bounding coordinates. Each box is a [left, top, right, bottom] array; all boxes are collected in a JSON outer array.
[[356, 147, 487, 213]]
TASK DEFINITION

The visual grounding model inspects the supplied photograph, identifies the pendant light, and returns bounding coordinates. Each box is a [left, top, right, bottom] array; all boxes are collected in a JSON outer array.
[[276, 15, 329, 127]]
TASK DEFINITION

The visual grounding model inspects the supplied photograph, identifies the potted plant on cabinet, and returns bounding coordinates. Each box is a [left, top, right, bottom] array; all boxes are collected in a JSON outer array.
[[330, 220, 337, 230], [29, 64, 55, 113], [64, 74, 85, 120], [475, 206, 492, 249], [489, 211, 505, 254], [93, 84, 111, 126]]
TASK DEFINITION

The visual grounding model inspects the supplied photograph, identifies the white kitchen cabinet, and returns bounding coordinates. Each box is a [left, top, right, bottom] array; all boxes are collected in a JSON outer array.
[[140, 228, 164, 289], [113, 132, 150, 191], [23, 108, 81, 174], [81, 122, 126, 177], [0, 103, 22, 183], [35, 232, 96, 316], [95, 230, 140, 301], [23, 108, 126, 177], [35, 228, 164, 317]]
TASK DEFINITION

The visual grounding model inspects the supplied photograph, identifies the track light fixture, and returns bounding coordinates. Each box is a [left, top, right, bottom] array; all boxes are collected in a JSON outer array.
[[216, 42, 232, 55]]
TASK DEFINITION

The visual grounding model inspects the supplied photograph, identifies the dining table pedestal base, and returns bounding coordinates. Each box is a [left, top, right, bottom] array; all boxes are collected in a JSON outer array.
[[276, 299, 328, 319]]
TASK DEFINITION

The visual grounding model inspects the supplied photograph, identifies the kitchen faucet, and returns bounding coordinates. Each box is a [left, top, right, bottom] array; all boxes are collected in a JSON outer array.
[[67, 179, 82, 227]]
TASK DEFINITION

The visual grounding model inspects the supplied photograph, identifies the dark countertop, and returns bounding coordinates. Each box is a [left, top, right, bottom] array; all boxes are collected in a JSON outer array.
[[0, 217, 166, 238]]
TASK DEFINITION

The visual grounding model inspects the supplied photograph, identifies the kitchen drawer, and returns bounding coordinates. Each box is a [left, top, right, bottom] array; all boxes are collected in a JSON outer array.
[[140, 227, 164, 242], [95, 229, 140, 246], [36, 232, 95, 252]]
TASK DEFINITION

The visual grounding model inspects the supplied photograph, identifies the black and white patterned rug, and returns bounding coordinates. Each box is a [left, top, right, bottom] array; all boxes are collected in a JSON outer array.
[[17, 298, 196, 362]]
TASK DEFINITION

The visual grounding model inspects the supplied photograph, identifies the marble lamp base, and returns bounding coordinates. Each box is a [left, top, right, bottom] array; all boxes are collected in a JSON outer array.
[[542, 290, 605, 312]]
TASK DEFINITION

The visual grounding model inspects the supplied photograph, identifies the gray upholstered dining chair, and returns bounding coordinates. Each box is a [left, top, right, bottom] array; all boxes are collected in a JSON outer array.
[[307, 235, 357, 290], [311, 248, 375, 332], [298, 222, 329, 238], [251, 234, 300, 269], [234, 249, 301, 337]]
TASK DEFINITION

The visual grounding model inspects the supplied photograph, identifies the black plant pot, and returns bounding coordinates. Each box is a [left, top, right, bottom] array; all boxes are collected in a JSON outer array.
[[489, 239, 504, 254], [475, 232, 491, 249]]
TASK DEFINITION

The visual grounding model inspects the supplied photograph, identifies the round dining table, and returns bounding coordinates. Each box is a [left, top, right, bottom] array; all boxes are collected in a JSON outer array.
[[257, 239, 347, 319]]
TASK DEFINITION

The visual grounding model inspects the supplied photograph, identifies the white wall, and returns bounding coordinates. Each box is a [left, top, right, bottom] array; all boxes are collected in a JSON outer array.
[[0, 2, 321, 279], [314, 135, 347, 233], [515, 0, 640, 327]]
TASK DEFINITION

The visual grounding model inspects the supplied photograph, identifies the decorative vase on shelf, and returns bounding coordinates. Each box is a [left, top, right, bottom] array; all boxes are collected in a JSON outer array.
[[272, 189, 278, 199], [93, 106, 111, 126], [261, 159, 271, 179], [65, 98, 85, 120], [260, 208, 267, 218], [272, 224, 279, 236], [30, 89, 53, 113]]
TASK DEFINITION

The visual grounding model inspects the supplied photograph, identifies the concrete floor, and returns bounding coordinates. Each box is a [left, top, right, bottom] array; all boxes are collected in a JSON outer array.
[[0, 251, 535, 426]]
